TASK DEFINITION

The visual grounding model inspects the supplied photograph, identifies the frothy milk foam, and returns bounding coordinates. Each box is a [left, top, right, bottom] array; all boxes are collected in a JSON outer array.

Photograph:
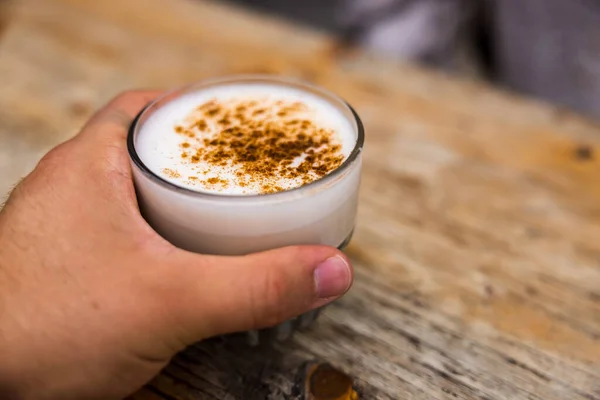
[[131, 79, 362, 255], [136, 84, 356, 195]]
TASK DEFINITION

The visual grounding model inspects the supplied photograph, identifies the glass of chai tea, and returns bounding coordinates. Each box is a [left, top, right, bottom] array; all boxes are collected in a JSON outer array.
[[127, 75, 364, 344]]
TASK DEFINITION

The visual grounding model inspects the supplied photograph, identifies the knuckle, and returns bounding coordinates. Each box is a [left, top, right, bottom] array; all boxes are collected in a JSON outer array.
[[265, 268, 289, 305], [26, 142, 77, 189], [37, 142, 73, 169], [253, 268, 290, 327]]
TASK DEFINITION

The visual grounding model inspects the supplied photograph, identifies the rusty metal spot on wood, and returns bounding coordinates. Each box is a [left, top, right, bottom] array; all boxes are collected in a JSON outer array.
[[305, 363, 358, 400]]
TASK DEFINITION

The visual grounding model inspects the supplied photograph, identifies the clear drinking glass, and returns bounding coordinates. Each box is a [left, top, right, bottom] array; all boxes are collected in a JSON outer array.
[[127, 75, 364, 344]]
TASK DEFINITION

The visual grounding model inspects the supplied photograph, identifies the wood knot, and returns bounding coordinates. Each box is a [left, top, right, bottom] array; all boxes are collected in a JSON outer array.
[[69, 100, 92, 117], [574, 145, 594, 161]]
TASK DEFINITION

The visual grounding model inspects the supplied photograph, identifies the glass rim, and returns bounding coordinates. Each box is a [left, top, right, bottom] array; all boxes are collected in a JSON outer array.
[[127, 74, 365, 200]]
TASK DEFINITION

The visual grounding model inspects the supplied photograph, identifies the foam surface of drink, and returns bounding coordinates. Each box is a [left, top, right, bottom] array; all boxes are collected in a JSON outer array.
[[136, 84, 356, 195]]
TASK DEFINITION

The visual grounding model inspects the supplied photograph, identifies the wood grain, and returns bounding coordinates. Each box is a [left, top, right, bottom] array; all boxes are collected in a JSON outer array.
[[0, 0, 599, 398]]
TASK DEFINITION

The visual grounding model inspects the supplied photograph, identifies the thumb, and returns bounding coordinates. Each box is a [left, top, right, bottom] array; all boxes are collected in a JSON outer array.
[[171, 246, 353, 341]]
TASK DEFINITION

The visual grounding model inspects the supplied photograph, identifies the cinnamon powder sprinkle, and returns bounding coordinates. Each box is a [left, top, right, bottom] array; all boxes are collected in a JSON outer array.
[[173, 98, 345, 194], [162, 168, 181, 179]]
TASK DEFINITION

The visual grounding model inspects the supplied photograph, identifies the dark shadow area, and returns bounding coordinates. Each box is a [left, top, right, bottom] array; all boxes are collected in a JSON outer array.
[[223, 0, 341, 32]]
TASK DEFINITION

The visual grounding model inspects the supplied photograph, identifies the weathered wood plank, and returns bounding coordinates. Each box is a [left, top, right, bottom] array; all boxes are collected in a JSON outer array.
[[1, 0, 599, 398]]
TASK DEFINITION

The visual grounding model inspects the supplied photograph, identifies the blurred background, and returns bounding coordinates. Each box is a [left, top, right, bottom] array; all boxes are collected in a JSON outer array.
[[226, 0, 600, 120]]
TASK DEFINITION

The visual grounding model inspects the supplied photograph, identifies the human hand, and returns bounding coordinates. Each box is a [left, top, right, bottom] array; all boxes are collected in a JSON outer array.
[[0, 91, 353, 400]]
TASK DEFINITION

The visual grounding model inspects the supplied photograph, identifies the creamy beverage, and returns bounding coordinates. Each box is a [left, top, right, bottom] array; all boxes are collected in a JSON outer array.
[[136, 84, 356, 195], [128, 75, 363, 256]]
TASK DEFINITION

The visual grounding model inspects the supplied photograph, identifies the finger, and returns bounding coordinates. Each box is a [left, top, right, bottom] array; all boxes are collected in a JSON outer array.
[[78, 90, 163, 142], [169, 245, 353, 341], [63, 90, 162, 209]]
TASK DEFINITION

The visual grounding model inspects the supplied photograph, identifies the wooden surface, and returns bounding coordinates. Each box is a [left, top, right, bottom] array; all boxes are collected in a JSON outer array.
[[1, 0, 600, 398]]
